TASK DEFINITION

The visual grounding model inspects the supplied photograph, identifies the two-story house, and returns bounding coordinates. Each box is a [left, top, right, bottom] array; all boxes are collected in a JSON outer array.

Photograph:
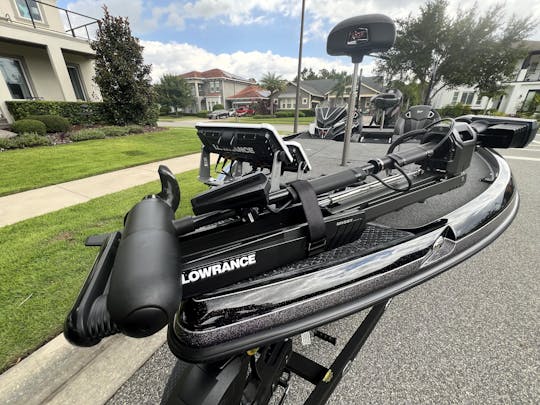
[[179, 69, 254, 112], [431, 40, 540, 115], [277, 77, 383, 111], [0, 0, 100, 125]]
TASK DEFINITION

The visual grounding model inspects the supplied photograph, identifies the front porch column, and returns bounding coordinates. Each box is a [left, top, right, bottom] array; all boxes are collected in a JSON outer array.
[[47, 45, 76, 101]]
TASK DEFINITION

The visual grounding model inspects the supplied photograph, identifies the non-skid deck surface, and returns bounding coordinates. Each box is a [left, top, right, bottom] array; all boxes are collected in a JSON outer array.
[[291, 138, 490, 228]]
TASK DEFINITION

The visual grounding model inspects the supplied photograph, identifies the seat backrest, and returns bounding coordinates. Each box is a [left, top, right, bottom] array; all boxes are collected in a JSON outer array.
[[394, 105, 440, 135]]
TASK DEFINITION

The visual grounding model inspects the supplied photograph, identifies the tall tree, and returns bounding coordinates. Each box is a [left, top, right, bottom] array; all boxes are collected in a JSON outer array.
[[376, 0, 535, 104], [331, 72, 351, 103], [155, 74, 194, 116], [260, 72, 287, 115], [91, 7, 157, 125]]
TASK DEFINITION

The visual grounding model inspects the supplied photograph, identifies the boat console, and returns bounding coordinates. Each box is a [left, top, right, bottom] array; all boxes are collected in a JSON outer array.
[[197, 123, 311, 190]]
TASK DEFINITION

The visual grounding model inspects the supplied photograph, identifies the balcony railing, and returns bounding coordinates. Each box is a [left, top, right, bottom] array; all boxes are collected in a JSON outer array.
[[2, 0, 98, 41]]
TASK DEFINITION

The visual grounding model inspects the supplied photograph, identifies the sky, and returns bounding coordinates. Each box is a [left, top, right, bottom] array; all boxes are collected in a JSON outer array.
[[58, 0, 540, 82]]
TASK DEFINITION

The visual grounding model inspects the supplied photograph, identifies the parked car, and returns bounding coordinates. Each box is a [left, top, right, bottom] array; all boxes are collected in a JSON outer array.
[[207, 109, 230, 119], [228, 108, 237, 117], [235, 106, 255, 116]]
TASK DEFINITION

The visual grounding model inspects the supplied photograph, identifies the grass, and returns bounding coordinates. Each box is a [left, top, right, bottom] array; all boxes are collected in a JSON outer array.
[[0, 170, 206, 372], [0, 128, 201, 197]]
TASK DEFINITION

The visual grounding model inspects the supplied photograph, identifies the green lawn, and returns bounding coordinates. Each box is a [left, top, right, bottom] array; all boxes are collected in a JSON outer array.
[[0, 170, 206, 372], [0, 128, 201, 197]]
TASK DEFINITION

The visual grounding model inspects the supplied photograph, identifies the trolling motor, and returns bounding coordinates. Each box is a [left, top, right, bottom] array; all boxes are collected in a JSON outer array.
[[65, 166, 182, 345]]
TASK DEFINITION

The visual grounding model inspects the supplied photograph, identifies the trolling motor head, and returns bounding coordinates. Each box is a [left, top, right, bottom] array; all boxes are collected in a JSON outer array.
[[327, 14, 396, 63]]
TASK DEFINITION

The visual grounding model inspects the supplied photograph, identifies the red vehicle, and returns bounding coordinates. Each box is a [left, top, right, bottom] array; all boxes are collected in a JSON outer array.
[[235, 106, 255, 116]]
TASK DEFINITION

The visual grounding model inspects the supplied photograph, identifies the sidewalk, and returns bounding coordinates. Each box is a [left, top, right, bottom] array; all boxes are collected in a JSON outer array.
[[0, 152, 207, 404], [0, 153, 202, 227]]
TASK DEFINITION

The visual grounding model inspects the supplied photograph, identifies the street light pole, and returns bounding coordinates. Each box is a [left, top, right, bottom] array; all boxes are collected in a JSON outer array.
[[293, 0, 306, 134]]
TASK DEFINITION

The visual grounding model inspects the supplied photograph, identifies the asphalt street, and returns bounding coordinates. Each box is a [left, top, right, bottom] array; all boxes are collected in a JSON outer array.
[[158, 118, 309, 134], [108, 136, 540, 405]]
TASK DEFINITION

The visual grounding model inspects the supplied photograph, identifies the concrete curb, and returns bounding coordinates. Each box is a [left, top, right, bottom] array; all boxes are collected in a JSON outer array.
[[0, 330, 167, 405]]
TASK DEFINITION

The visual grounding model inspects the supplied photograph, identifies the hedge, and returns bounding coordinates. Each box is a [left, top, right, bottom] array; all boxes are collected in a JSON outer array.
[[11, 119, 47, 136], [6, 101, 109, 125], [196, 110, 209, 118], [275, 110, 306, 118], [27, 114, 71, 133]]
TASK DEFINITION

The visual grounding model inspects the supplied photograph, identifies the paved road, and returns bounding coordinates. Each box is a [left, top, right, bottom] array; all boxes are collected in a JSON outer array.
[[109, 137, 540, 404], [158, 119, 309, 134]]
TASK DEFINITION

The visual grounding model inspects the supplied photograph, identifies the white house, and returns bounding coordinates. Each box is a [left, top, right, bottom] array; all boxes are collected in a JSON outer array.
[[0, 0, 100, 125], [431, 40, 540, 115]]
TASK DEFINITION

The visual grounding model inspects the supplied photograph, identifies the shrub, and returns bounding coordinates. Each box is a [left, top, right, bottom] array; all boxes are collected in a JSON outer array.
[[69, 128, 106, 142], [11, 119, 47, 136], [159, 105, 171, 115], [126, 125, 145, 134], [196, 110, 209, 118], [6, 101, 109, 125], [301, 109, 315, 117], [438, 103, 472, 118], [275, 110, 306, 118], [101, 126, 130, 137], [487, 110, 507, 117], [0, 133, 51, 149], [212, 104, 224, 111], [27, 114, 71, 133]]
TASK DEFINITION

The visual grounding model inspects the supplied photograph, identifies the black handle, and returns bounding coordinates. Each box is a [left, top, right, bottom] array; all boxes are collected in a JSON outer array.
[[64, 232, 121, 346]]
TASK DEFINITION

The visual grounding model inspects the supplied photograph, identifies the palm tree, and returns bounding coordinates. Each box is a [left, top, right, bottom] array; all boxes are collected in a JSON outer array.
[[331, 72, 351, 106], [260, 72, 286, 115]]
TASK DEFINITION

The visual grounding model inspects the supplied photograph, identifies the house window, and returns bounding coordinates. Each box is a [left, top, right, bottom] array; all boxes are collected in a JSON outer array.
[[208, 81, 220, 93], [302, 97, 308, 105], [460, 92, 475, 105], [0, 56, 33, 99], [14, 0, 43, 22], [66, 64, 86, 101], [521, 89, 540, 113], [451, 91, 459, 104]]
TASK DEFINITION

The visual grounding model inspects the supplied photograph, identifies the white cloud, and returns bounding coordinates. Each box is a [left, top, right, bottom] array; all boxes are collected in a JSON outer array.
[[141, 40, 376, 82], [66, 0, 540, 39]]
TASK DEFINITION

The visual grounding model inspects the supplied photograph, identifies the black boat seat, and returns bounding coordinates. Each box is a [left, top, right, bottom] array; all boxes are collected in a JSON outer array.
[[394, 105, 441, 135]]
